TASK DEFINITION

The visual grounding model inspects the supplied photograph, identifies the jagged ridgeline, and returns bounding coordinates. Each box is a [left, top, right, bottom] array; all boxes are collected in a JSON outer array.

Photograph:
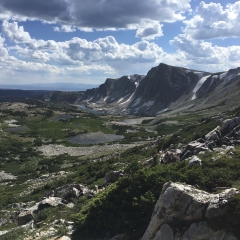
[[76, 63, 240, 116]]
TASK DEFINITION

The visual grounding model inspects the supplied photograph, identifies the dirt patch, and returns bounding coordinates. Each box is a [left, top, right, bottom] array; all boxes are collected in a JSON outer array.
[[38, 142, 144, 157]]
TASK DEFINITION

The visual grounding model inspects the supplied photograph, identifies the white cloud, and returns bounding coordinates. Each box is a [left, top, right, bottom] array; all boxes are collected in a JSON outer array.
[[2, 20, 31, 42], [170, 33, 240, 71], [135, 20, 163, 40], [0, 36, 9, 59], [0, 21, 169, 83], [0, 0, 191, 40], [183, 1, 240, 40], [54, 25, 76, 32]]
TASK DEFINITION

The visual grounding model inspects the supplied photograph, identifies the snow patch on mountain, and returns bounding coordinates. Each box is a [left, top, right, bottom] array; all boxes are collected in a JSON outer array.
[[157, 108, 168, 114], [191, 75, 211, 100], [120, 92, 135, 105], [220, 72, 227, 80], [117, 94, 130, 103]]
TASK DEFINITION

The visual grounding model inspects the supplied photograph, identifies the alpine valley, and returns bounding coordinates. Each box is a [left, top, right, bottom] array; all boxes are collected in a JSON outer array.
[[0, 63, 240, 240]]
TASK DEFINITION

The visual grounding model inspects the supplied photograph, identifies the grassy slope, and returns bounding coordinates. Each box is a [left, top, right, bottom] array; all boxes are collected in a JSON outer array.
[[1, 102, 240, 239]]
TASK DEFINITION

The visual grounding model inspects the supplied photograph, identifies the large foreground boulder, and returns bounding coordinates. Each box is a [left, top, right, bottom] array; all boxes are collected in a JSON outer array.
[[142, 182, 239, 240]]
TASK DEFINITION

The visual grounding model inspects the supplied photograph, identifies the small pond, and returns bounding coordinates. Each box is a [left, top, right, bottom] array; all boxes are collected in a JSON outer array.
[[122, 119, 143, 125], [69, 131, 124, 144], [5, 126, 28, 132]]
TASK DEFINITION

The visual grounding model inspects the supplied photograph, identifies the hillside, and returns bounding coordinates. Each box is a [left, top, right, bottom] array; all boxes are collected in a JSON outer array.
[[0, 98, 240, 239]]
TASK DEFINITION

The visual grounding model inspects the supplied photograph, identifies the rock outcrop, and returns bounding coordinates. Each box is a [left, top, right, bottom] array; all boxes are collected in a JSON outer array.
[[142, 182, 239, 240], [17, 210, 34, 226], [159, 116, 240, 164], [105, 171, 124, 185]]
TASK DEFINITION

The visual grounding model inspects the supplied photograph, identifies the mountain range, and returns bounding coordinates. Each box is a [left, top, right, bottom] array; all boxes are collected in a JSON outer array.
[[76, 63, 240, 116]]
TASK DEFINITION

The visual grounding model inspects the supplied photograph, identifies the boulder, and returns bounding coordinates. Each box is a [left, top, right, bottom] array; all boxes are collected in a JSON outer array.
[[222, 117, 240, 136], [188, 156, 202, 166], [205, 126, 221, 141], [162, 151, 180, 164], [38, 197, 63, 210], [142, 182, 214, 240], [141, 182, 238, 240], [17, 210, 34, 226], [47, 184, 95, 200], [226, 124, 240, 138], [104, 171, 124, 184], [181, 150, 192, 160]]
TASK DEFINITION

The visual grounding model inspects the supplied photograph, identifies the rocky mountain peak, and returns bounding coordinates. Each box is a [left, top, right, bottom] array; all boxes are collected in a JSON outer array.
[[76, 63, 240, 116]]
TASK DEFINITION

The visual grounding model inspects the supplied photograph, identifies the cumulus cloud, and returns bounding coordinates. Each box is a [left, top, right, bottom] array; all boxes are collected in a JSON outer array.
[[0, 0, 191, 39], [54, 25, 76, 32], [0, 36, 8, 58], [167, 1, 240, 72], [0, 20, 169, 83], [2, 21, 31, 42], [3, 21, 166, 65], [170, 33, 240, 71], [183, 1, 240, 40], [135, 21, 163, 40]]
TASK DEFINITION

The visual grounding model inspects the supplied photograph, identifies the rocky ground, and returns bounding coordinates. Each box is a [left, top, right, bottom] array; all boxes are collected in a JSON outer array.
[[38, 142, 146, 157]]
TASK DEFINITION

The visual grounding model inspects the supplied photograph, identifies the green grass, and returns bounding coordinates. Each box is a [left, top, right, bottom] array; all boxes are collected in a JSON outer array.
[[72, 146, 240, 240]]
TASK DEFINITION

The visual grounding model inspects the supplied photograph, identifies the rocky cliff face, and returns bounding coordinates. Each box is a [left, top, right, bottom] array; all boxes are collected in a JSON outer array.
[[79, 75, 142, 104], [127, 63, 200, 115], [142, 182, 239, 240], [76, 63, 240, 116]]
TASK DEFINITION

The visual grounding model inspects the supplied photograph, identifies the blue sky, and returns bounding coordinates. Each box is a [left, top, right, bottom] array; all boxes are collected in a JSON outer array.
[[0, 0, 239, 86]]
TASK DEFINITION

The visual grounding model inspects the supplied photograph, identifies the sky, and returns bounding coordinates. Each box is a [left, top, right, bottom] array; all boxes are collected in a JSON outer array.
[[0, 0, 240, 86]]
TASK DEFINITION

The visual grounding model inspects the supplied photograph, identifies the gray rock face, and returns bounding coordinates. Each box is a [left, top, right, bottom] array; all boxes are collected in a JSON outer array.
[[142, 182, 239, 240], [46, 184, 96, 200], [153, 223, 173, 240], [76, 63, 240, 116], [79, 76, 138, 103], [38, 197, 63, 210], [188, 156, 202, 166], [206, 188, 239, 219], [205, 126, 221, 141], [128, 63, 199, 115], [162, 151, 180, 164], [222, 117, 240, 136], [181, 221, 226, 240], [17, 210, 34, 226]]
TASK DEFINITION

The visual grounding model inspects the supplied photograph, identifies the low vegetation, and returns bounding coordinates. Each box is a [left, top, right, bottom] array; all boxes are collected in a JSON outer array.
[[0, 100, 240, 239]]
